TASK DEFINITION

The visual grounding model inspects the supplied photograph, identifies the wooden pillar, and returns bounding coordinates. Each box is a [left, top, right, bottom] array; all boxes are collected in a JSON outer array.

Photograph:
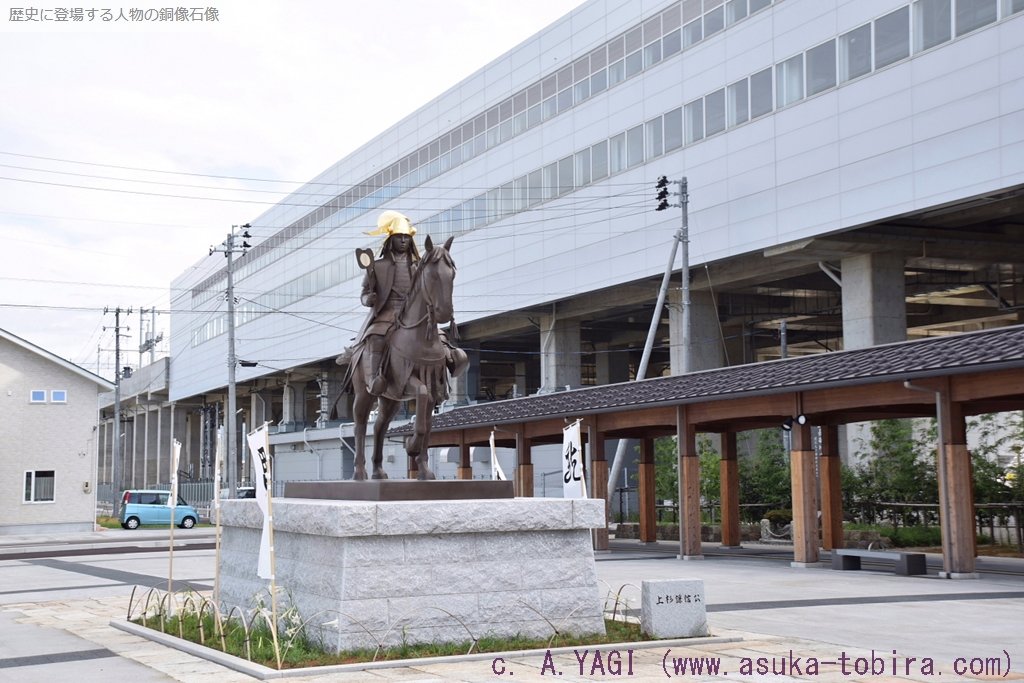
[[457, 433, 472, 480], [790, 422, 820, 565], [638, 437, 657, 543], [514, 428, 533, 497], [587, 422, 609, 550], [719, 431, 741, 547], [819, 425, 844, 550], [676, 406, 703, 558], [937, 388, 976, 576]]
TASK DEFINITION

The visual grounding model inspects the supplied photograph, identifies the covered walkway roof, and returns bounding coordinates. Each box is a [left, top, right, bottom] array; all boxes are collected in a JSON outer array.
[[413, 323, 1024, 442]]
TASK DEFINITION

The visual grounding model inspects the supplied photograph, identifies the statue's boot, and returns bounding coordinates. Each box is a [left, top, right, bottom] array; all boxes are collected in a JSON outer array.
[[367, 349, 387, 396]]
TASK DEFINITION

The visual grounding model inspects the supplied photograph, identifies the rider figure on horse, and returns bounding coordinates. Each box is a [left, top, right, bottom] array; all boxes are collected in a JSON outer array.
[[353, 210, 468, 398], [356, 210, 421, 396]]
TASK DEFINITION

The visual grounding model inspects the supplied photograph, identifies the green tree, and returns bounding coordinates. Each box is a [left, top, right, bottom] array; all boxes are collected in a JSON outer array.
[[853, 418, 936, 528], [738, 429, 791, 521]]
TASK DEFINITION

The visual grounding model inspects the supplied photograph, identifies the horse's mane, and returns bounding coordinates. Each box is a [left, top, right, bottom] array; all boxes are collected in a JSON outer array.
[[398, 242, 455, 321]]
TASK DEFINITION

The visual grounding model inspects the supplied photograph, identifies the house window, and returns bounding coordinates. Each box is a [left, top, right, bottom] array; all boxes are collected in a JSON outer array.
[[51, 390, 67, 403], [30, 390, 46, 403], [24, 470, 55, 503]]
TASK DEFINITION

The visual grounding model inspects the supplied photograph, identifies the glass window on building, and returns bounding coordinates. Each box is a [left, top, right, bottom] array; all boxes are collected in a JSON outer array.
[[914, 0, 952, 52], [645, 116, 664, 158], [575, 148, 592, 188], [626, 124, 644, 168], [875, 6, 910, 67], [839, 23, 872, 82], [590, 68, 608, 96], [592, 140, 609, 180], [683, 0, 702, 23], [542, 163, 558, 201], [955, 0, 997, 35], [1009, 0, 1024, 15], [750, 67, 774, 118], [664, 107, 684, 151], [685, 98, 705, 143], [528, 170, 543, 206], [608, 59, 625, 86], [726, 0, 748, 25], [24, 470, 55, 503], [749, 0, 771, 11], [704, 5, 725, 37], [663, 28, 682, 57], [727, 79, 749, 126], [644, 39, 663, 68], [557, 156, 574, 195], [807, 39, 837, 95], [610, 132, 627, 174], [705, 88, 726, 135], [683, 18, 703, 47], [624, 50, 644, 78], [30, 389, 46, 403], [776, 54, 805, 107]]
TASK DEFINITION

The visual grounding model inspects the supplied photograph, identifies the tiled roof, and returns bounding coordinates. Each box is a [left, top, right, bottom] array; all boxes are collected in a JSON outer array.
[[394, 324, 1024, 433]]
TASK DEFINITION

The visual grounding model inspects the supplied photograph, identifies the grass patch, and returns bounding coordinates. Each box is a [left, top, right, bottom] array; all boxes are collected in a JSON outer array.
[[134, 610, 648, 669]]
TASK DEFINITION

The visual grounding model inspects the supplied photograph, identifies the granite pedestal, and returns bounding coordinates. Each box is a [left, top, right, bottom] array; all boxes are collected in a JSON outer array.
[[218, 497, 607, 652]]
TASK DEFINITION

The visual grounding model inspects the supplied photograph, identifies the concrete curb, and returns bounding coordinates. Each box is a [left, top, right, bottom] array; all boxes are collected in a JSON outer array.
[[111, 617, 742, 680]]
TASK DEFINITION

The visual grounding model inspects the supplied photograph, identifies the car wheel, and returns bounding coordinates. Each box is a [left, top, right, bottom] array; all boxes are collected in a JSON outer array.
[[180, 516, 196, 529], [125, 516, 140, 530]]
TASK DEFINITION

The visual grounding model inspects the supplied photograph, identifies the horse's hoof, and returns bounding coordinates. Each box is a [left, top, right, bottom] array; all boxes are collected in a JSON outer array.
[[417, 471, 436, 481], [372, 470, 389, 480], [353, 469, 368, 481]]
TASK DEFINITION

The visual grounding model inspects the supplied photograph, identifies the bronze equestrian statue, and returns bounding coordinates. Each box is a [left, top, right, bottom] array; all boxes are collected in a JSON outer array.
[[340, 211, 467, 480]]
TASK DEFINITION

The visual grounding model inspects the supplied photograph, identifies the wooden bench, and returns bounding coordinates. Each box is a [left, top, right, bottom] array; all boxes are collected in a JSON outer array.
[[831, 548, 927, 575]]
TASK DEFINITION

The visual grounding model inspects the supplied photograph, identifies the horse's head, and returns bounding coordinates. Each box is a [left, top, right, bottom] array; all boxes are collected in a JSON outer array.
[[421, 235, 456, 324]]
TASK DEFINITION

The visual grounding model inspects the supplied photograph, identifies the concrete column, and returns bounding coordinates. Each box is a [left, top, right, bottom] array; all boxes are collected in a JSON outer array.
[[676, 406, 703, 559], [790, 423, 820, 566], [281, 382, 297, 430], [841, 252, 906, 349], [669, 289, 723, 374], [513, 361, 527, 398], [450, 342, 480, 404], [638, 437, 657, 543], [539, 314, 581, 391], [595, 343, 631, 385], [719, 432, 741, 548]]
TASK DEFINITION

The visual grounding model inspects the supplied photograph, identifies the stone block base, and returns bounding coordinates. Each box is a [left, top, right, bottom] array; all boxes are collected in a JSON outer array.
[[218, 497, 607, 652]]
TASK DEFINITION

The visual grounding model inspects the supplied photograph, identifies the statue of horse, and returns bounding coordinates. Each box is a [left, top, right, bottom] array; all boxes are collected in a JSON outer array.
[[345, 235, 460, 480]]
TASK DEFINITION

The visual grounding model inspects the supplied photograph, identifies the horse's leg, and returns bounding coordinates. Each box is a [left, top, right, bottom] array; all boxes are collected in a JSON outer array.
[[405, 382, 436, 481], [371, 397, 401, 479], [350, 363, 374, 481]]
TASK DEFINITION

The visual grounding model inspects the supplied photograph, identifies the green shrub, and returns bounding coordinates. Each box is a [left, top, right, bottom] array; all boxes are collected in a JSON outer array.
[[764, 509, 793, 526], [887, 526, 942, 547]]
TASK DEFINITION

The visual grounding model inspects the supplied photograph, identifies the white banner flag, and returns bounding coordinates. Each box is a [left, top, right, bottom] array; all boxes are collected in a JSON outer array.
[[246, 424, 273, 579], [562, 420, 586, 499], [168, 439, 181, 508], [489, 431, 507, 481], [213, 426, 224, 510]]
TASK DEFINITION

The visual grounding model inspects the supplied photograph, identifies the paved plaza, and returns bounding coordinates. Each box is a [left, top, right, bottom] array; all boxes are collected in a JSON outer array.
[[1, 530, 1022, 682]]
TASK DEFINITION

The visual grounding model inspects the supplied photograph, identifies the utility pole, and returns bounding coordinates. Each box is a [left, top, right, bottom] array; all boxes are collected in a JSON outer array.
[[104, 306, 132, 517], [210, 224, 251, 498], [607, 176, 689, 502], [138, 307, 163, 366]]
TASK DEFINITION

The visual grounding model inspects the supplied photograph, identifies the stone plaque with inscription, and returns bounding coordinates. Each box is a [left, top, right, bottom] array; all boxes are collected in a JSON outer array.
[[640, 578, 709, 638]]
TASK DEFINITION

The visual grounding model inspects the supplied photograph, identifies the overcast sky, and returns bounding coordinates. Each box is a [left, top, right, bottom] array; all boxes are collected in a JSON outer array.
[[0, 0, 583, 379]]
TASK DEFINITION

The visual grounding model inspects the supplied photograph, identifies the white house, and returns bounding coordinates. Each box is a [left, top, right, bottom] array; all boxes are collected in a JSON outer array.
[[0, 328, 113, 534]]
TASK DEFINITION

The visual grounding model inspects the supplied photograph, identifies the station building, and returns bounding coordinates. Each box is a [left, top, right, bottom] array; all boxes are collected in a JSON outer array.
[[99, 0, 1024, 494]]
